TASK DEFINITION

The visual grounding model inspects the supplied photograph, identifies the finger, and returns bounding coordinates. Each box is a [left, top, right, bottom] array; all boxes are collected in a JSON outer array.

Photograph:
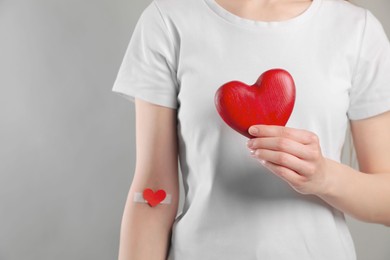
[[248, 137, 312, 159], [260, 160, 306, 190], [252, 149, 309, 175], [248, 125, 318, 145]]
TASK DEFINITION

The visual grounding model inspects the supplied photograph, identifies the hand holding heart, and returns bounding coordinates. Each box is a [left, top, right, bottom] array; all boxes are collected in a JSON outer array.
[[247, 125, 331, 196], [215, 68, 331, 195]]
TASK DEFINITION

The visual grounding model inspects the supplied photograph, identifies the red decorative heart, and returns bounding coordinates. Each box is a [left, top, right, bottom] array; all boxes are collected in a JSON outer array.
[[215, 68, 296, 138], [143, 188, 166, 207]]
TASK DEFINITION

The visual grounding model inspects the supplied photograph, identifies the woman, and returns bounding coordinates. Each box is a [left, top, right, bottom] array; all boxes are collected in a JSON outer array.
[[112, 0, 390, 259]]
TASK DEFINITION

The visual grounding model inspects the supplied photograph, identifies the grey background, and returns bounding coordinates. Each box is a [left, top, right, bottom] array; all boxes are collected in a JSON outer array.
[[0, 0, 389, 259]]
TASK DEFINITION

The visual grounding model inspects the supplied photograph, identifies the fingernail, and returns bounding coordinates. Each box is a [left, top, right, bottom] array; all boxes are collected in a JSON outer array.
[[250, 149, 256, 156], [249, 127, 258, 135], [247, 139, 254, 148]]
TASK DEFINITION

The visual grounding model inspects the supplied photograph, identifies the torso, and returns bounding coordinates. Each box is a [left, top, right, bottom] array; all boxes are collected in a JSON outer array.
[[141, 0, 379, 259]]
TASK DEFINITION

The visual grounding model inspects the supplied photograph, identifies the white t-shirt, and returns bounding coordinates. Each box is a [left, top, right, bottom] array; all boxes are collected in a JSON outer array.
[[112, 0, 390, 259]]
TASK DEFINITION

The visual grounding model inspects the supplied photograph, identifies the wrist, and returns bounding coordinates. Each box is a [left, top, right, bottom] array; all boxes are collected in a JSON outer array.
[[316, 158, 347, 199]]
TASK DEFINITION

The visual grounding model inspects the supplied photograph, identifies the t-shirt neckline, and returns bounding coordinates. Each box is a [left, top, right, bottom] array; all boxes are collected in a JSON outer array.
[[203, 0, 322, 29]]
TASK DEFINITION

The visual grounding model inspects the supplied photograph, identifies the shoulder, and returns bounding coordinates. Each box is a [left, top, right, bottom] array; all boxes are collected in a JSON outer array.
[[152, 0, 200, 17], [319, 0, 386, 37], [145, 0, 204, 39], [321, 0, 366, 15], [137, 0, 196, 35], [320, 0, 386, 26], [320, 0, 369, 26]]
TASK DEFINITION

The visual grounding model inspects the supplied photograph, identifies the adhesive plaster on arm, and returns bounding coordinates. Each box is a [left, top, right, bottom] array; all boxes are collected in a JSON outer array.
[[134, 189, 172, 207]]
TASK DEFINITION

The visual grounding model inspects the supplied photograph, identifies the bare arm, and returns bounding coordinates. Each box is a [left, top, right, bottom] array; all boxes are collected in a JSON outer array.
[[318, 110, 390, 225], [118, 98, 179, 260], [246, 111, 390, 226]]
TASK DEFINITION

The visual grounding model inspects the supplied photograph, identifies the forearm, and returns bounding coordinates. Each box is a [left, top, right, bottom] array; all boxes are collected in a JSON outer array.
[[120, 99, 180, 259], [118, 189, 179, 260], [319, 159, 390, 226]]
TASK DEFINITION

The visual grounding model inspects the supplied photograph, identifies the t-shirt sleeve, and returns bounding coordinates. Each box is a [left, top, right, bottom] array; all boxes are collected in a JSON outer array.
[[348, 10, 390, 120], [111, 1, 179, 109]]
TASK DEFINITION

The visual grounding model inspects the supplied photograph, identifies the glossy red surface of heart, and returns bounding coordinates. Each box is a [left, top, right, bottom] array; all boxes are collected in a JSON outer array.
[[143, 189, 166, 207], [215, 69, 296, 138]]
